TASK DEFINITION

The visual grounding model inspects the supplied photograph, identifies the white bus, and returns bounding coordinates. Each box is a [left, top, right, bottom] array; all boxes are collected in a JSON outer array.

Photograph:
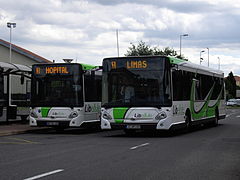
[[30, 63, 102, 129], [101, 56, 226, 133]]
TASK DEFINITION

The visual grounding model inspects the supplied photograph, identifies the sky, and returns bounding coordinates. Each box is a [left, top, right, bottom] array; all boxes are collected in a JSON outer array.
[[0, 0, 239, 76]]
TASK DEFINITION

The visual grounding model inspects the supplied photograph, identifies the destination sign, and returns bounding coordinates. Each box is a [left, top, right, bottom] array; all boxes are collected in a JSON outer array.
[[34, 66, 69, 75], [104, 57, 166, 71], [33, 64, 81, 76], [111, 60, 148, 69]]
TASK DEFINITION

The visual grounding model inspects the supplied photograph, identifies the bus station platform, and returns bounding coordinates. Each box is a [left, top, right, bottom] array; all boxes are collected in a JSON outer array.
[[0, 123, 48, 136]]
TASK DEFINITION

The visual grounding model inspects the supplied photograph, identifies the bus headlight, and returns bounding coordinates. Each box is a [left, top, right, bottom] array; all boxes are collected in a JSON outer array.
[[30, 110, 38, 118], [102, 112, 112, 120], [155, 112, 167, 120], [69, 111, 79, 118]]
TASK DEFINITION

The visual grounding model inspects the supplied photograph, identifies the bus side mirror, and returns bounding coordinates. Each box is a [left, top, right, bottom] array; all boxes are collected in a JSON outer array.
[[20, 74, 24, 84]]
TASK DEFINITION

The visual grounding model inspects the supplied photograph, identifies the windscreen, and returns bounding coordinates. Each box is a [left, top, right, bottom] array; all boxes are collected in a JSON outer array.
[[102, 57, 172, 108], [31, 64, 83, 107]]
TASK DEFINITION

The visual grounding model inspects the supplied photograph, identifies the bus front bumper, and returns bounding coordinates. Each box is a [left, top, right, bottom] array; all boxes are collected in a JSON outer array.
[[101, 118, 172, 130]]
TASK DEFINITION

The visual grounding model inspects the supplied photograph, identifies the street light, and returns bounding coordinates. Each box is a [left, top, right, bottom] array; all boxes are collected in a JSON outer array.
[[180, 34, 188, 57], [7, 22, 16, 63], [206, 47, 209, 67], [200, 50, 205, 65], [218, 57, 220, 70], [7, 22, 16, 108], [116, 29, 120, 57]]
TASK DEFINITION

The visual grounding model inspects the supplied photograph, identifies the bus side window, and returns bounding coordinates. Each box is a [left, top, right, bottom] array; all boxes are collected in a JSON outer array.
[[172, 70, 182, 101]]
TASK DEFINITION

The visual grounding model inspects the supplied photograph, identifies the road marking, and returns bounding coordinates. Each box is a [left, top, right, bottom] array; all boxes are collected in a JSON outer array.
[[0, 142, 27, 144], [0, 137, 40, 145], [236, 115, 240, 118], [23, 169, 64, 180], [130, 143, 150, 150], [6, 137, 39, 144]]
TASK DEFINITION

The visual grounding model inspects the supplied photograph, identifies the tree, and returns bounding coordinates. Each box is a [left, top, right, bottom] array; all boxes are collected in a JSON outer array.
[[225, 71, 236, 99], [125, 41, 187, 60]]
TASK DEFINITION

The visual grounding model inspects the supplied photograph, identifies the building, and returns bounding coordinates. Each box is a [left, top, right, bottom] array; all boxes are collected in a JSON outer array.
[[0, 39, 51, 65], [0, 38, 51, 97], [0, 39, 51, 120]]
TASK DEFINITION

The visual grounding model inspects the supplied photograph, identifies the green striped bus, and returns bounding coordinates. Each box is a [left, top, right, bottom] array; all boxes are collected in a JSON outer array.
[[30, 63, 102, 129], [101, 56, 226, 133]]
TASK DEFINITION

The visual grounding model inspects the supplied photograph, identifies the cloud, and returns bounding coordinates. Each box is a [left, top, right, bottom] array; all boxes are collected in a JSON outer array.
[[0, 0, 239, 77]]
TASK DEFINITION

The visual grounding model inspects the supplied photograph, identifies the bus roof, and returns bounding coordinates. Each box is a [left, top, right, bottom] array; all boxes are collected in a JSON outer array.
[[168, 56, 224, 77], [80, 63, 98, 70]]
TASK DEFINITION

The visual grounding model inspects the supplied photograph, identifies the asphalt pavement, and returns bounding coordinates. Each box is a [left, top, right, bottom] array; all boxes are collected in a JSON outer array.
[[0, 108, 240, 180]]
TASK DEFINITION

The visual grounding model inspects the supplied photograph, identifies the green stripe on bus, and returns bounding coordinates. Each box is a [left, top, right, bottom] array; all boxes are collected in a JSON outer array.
[[41, 107, 51, 117], [113, 107, 129, 123], [168, 57, 185, 64]]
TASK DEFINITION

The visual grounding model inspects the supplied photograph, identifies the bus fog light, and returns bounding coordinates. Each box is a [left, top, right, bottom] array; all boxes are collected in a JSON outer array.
[[155, 112, 167, 120], [102, 112, 112, 120], [69, 111, 78, 118]]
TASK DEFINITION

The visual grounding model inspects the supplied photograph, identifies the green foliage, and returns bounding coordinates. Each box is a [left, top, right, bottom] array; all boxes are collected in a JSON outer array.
[[225, 71, 236, 99], [125, 41, 187, 60]]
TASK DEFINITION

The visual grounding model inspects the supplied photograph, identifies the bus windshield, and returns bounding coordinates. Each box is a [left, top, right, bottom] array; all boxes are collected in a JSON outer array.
[[102, 57, 172, 108], [31, 64, 83, 107]]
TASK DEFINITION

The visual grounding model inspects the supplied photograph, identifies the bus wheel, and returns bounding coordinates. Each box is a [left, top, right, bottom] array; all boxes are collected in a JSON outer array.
[[213, 108, 219, 126], [185, 112, 192, 131]]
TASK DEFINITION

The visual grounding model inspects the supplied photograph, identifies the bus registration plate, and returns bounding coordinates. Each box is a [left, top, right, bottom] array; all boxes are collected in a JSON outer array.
[[126, 125, 140, 129], [46, 122, 59, 126]]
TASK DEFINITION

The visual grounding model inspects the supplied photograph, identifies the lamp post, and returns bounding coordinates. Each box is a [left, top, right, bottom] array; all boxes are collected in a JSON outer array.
[[206, 47, 209, 67], [218, 57, 220, 70], [116, 29, 119, 57], [180, 34, 188, 57], [7, 22, 16, 108], [7, 22, 16, 63], [200, 50, 205, 65]]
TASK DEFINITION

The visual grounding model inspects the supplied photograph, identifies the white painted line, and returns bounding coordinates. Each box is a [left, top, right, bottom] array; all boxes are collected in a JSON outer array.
[[23, 169, 64, 180], [236, 115, 240, 118], [130, 143, 150, 150]]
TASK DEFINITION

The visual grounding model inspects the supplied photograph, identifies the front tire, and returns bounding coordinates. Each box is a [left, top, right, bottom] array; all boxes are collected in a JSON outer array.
[[185, 111, 192, 131], [213, 108, 219, 126]]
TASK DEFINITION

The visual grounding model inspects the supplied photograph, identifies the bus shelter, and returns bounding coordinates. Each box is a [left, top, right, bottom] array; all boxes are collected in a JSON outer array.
[[0, 62, 31, 123]]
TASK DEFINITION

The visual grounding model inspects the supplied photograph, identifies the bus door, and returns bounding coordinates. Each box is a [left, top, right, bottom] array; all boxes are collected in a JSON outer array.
[[84, 71, 101, 121]]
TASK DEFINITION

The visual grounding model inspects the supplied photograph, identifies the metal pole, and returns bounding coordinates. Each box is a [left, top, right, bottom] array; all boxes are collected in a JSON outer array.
[[9, 27, 12, 63], [9, 25, 12, 107], [218, 57, 220, 70], [207, 48, 209, 67], [116, 29, 119, 57], [200, 50, 205, 65], [180, 35, 182, 57], [200, 51, 202, 65], [179, 34, 188, 58], [7, 22, 16, 111]]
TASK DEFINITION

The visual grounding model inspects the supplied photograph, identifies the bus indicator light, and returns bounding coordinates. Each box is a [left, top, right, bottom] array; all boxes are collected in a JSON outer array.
[[111, 61, 117, 69], [35, 67, 40, 74]]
